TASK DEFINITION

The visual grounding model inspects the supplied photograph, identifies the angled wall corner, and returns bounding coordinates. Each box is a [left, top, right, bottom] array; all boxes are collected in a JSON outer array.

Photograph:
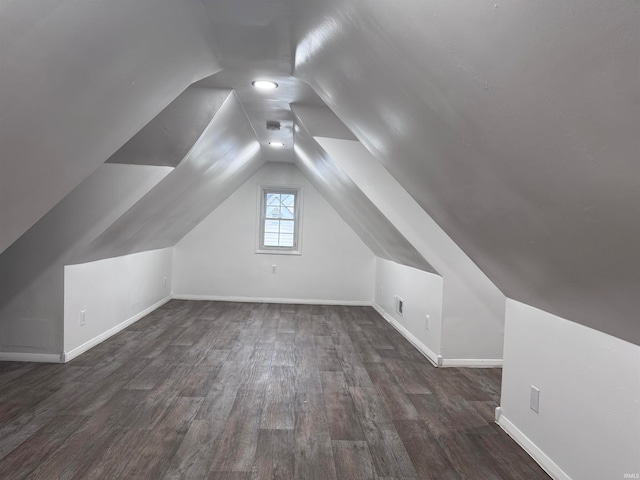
[[291, 113, 448, 362], [64, 248, 174, 360], [292, 116, 434, 274], [499, 300, 640, 479], [0, 0, 222, 253], [0, 85, 264, 361], [173, 162, 376, 304], [313, 135, 506, 361], [0, 164, 172, 357], [291, 104, 504, 361], [374, 257, 444, 362], [75, 92, 266, 264], [107, 86, 232, 167], [290, 0, 640, 346]]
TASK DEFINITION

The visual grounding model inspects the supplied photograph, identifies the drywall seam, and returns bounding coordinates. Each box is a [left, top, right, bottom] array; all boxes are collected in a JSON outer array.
[[0, 352, 64, 363], [496, 411, 572, 480], [172, 294, 372, 306], [62, 295, 172, 363], [372, 302, 439, 366]]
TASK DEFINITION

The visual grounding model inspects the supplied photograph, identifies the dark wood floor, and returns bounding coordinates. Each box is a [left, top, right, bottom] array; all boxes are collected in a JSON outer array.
[[0, 300, 549, 479]]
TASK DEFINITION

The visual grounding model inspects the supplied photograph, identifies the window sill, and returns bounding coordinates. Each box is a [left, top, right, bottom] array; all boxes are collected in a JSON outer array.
[[255, 248, 302, 256]]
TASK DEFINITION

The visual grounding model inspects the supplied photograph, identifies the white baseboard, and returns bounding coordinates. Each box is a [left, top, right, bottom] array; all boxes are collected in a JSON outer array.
[[172, 294, 372, 307], [440, 358, 503, 368], [62, 295, 172, 363], [372, 303, 440, 367], [0, 352, 64, 363], [372, 303, 502, 368], [495, 408, 572, 480]]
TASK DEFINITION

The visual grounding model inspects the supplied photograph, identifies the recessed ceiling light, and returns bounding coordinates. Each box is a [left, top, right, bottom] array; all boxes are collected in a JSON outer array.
[[252, 80, 278, 90], [269, 142, 284, 148]]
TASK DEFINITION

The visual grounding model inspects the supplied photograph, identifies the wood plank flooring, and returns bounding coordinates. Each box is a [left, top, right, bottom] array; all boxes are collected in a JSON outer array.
[[0, 300, 549, 479]]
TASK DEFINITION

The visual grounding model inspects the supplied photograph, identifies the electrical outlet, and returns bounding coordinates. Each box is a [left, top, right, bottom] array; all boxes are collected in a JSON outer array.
[[394, 296, 404, 316], [425, 314, 431, 331], [530, 385, 540, 413], [163, 276, 168, 288], [271, 265, 277, 274], [80, 310, 86, 327]]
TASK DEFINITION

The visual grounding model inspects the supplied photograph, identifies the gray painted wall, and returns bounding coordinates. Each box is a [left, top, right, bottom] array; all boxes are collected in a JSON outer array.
[[315, 135, 506, 359], [75, 93, 266, 264], [0, 0, 221, 253], [291, 0, 640, 344], [1, 1, 636, 350], [107, 87, 231, 168], [293, 121, 434, 273]]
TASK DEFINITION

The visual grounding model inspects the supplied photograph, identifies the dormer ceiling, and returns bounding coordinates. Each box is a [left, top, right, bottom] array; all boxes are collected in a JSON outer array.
[[0, 0, 222, 252], [1, 0, 638, 344]]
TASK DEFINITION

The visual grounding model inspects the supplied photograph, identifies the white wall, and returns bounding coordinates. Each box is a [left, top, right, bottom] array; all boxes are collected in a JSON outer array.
[[499, 300, 640, 480], [64, 248, 173, 359], [173, 162, 375, 303], [316, 137, 505, 361], [0, 164, 171, 358], [374, 258, 443, 363]]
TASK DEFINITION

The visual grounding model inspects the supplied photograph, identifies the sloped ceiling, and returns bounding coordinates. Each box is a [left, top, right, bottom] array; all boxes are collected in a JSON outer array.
[[74, 93, 265, 264], [1, 1, 637, 345], [194, 71, 325, 164], [196, 0, 327, 164], [313, 134, 507, 358], [0, 163, 171, 353], [292, 105, 357, 141], [293, 114, 435, 274], [0, 0, 221, 253], [0, 0, 220, 251], [107, 86, 230, 168], [291, 0, 640, 343]]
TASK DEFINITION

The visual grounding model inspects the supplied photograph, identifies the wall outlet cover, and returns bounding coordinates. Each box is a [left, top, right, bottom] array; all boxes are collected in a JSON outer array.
[[530, 385, 540, 413], [395, 296, 404, 316]]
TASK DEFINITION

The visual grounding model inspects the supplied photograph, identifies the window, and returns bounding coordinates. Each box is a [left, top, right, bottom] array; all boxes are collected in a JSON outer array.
[[257, 186, 302, 254]]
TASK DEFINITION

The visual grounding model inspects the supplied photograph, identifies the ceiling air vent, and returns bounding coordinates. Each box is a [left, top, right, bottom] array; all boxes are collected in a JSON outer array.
[[266, 120, 281, 131]]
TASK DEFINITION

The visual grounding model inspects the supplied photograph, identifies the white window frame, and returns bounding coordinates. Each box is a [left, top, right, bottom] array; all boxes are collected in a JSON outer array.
[[256, 185, 303, 255]]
